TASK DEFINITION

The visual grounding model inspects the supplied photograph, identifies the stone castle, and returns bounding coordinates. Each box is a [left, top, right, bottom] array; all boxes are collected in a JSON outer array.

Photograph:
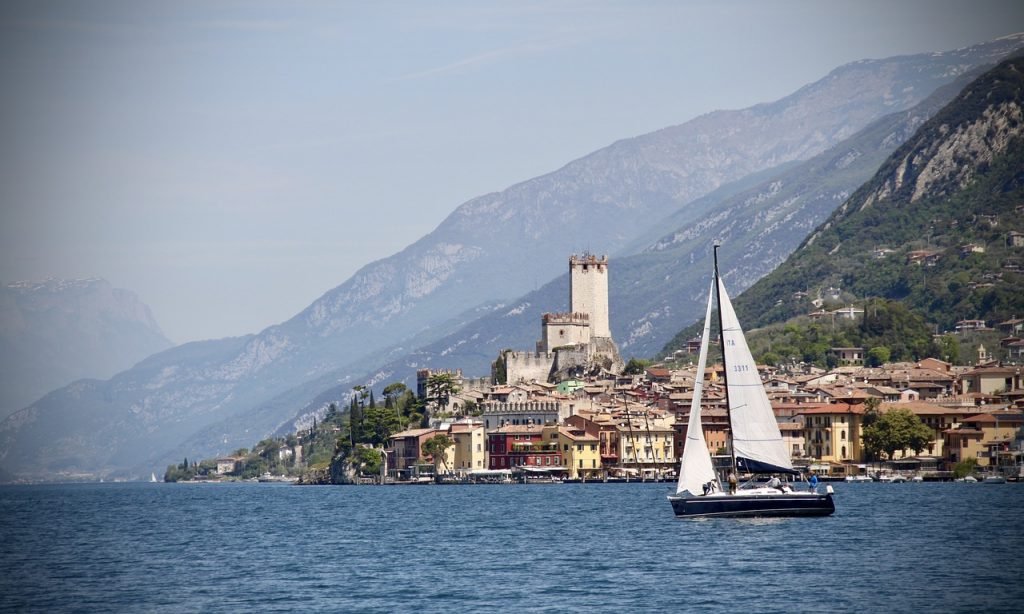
[[501, 254, 624, 384]]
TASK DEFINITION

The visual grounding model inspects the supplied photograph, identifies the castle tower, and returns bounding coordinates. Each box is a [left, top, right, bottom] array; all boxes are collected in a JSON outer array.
[[569, 254, 610, 338]]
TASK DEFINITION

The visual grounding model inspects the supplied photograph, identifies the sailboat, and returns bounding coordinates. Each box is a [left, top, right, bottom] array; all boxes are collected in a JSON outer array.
[[150, 472, 159, 483], [668, 246, 835, 518]]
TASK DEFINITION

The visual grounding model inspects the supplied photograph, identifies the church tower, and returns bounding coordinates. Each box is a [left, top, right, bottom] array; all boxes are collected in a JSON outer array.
[[569, 254, 610, 338]]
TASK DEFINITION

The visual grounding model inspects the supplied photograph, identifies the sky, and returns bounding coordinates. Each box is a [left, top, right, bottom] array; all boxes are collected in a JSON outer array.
[[2, 1, 1023, 344]]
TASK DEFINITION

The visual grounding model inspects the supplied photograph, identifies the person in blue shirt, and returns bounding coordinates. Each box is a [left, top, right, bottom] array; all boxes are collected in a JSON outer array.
[[808, 472, 819, 490]]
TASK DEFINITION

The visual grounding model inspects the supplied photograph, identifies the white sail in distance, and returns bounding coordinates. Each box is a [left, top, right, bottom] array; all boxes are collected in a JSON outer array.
[[676, 281, 719, 495], [717, 279, 795, 474]]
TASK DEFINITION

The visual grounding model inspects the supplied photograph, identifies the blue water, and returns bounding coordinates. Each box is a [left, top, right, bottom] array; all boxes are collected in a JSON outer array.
[[1, 482, 1022, 613]]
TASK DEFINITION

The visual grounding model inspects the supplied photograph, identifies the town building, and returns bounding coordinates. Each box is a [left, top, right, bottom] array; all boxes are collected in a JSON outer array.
[[486, 424, 560, 471], [389, 428, 439, 475], [543, 424, 601, 479], [943, 411, 1024, 467], [449, 419, 487, 474], [799, 402, 864, 466]]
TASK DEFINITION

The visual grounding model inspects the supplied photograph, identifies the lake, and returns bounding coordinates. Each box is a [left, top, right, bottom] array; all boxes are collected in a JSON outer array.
[[1, 481, 1022, 612]]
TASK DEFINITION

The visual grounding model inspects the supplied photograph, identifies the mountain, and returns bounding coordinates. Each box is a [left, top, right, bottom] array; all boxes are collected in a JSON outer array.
[[262, 65, 988, 434], [0, 279, 172, 419], [666, 52, 1024, 353], [2, 35, 1022, 481]]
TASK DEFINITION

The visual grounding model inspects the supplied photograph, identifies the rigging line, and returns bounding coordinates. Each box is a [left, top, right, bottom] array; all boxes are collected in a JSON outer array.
[[641, 401, 658, 473], [622, 394, 643, 481]]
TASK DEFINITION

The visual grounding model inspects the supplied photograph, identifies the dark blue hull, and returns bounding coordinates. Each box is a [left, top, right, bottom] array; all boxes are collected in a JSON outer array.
[[669, 492, 835, 518]]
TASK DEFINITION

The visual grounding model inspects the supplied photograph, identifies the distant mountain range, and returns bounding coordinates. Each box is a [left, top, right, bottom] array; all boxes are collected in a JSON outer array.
[[2, 34, 1022, 481], [0, 279, 172, 419]]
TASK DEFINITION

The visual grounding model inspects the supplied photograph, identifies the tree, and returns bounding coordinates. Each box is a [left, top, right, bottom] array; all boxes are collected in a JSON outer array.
[[861, 408, 934, 461], [492, 350, 509, 385], [952, 457, 978, 479], [383, 383, 407, 409], [623, 358, 652, 375], [425, 373, 460, 416], [352, 447, 383, 476], [866, 346, 891, 367], [421, 434, 454, 474], [361, 405, 402, 446], [938, 334, 960, 364]]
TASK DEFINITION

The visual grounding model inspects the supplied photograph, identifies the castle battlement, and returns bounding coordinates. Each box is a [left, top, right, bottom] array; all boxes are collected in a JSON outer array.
[[542, 312, 590, 325], [570, 253, 608, 270]]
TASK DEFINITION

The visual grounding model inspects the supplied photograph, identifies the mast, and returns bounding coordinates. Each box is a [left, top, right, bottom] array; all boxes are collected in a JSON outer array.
[[713, 245, 738, 475]]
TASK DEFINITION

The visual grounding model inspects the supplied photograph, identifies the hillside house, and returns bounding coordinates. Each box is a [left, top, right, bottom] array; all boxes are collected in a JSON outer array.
[[998, 318, 1024, 335], [830, 347, 865, 366], [907, 250, 942, 266], [832, 306, 864, 321], [955, 319, 988, 333], [960, 243, 985, 257], [961, 365, 1022, 395]]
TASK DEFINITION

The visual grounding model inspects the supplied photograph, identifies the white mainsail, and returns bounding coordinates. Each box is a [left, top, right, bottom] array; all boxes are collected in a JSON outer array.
[[717, 279, 794, 474], [675, 281, 719, 496]]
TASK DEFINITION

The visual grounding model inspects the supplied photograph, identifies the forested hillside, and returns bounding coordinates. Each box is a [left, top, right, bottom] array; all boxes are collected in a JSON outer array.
[[664, 55, 1024, 359]]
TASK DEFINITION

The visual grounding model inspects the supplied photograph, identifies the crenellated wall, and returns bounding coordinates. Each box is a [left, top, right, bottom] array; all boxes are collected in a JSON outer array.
[[480, 399, 571, 430], [505, 351, 556, 384], [540, 311, 591, 352]]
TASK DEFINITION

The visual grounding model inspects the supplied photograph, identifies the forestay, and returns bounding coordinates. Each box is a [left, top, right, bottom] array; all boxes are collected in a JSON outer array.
[[675, 281, 719, 496]]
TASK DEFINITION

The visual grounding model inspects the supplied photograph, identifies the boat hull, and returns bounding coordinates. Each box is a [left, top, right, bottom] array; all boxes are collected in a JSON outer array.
[[668, 492, 835, 518]]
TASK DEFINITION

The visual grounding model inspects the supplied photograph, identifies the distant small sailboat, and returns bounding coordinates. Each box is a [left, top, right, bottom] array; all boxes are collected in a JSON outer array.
[[150, 472, 158, 483]]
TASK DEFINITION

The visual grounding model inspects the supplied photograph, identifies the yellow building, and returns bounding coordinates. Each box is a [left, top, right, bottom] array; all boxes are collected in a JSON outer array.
[[944, 411, 1024, 468], [544, 424, 600, 479], [800, 403, 864, 464], [449, 419, 486, 474], [615, 414, 675, 478], [885, 402, 976, 460]]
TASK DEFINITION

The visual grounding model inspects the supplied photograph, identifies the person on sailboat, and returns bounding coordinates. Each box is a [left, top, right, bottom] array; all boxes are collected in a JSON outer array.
[[727, 471, 738, 494], [808, 472, 819, 491], [766, 475, 784, 492]]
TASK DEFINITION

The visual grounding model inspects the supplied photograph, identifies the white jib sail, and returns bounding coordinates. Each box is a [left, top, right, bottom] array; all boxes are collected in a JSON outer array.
[[676, 280, 719, 496], [717, 279, 794, 473]]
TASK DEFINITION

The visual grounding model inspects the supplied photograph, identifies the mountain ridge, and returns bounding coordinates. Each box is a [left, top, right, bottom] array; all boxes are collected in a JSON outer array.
[[3, 34, 1022, 480], [0, 278, 173, 419], [664, 53, 1024, 354]]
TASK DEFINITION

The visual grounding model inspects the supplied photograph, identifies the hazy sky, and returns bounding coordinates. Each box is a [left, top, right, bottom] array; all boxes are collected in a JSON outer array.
[[2, 1, 1023, 343]]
